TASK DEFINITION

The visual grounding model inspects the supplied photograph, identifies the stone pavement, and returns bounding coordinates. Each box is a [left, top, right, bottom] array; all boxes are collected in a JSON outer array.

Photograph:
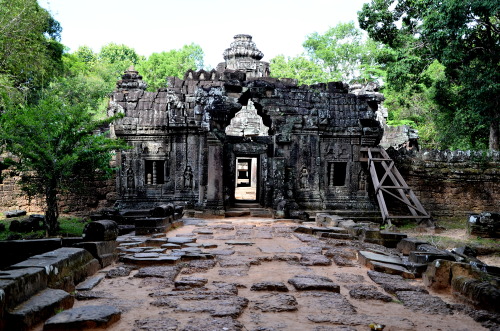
[[46, 217, 492, 331]]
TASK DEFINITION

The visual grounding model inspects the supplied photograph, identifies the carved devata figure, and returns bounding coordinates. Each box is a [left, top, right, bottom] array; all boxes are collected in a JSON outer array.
[[183, 165, 193, 189], [299, 166, 309, 189]]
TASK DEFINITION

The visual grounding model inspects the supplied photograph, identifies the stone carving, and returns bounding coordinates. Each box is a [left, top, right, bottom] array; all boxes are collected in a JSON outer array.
[[225, 100, 269, 137], [358, 170, 367, 192], [183, 165, 193, 190], [299, 167, 309, 189]]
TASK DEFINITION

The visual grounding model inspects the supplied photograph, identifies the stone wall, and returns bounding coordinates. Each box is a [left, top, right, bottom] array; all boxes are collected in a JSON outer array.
[[389, 149, 500, 218], [0, 167, 116, 216]]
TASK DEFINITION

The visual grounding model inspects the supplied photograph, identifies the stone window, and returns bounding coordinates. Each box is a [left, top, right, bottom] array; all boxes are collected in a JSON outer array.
[[328, 162, 347, 187], [145, 160, 165, 185]]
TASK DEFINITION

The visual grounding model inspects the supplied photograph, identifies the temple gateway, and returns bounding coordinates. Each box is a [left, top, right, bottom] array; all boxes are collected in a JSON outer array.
[[108, 34, 386, 218]]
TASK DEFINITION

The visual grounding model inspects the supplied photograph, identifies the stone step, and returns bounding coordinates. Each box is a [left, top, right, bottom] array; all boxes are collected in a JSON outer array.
[[234, 203, 261, 208], [43, 305, 121, 330], [6, 288, 74, 331]]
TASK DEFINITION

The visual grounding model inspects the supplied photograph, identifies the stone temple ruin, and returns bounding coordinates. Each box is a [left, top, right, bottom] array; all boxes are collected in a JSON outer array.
[[109, 34, 388, 219]]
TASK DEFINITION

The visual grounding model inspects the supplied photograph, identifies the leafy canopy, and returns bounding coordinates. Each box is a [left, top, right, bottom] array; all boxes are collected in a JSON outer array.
[[0, 0, 64, 107], [270, 22, 385, 85], [358, 0, 500, 150], [137, 43, 204, 90], [0, 90, 128, 235]]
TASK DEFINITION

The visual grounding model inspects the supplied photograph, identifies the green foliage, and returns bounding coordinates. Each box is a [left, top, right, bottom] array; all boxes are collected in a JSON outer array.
[[0, 216, 90, 240], [269, 55, 325, 85], [0, 91, 128, 235], [270, 22, 385, 85], [303, 22, 385, 83], [359, 0, 500, 150], [137, 44, 204, 90], [0, 0, 64, 107]]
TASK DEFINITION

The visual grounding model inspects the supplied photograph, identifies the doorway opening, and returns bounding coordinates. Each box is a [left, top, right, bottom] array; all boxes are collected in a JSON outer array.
[[235, 157, 258, 200]]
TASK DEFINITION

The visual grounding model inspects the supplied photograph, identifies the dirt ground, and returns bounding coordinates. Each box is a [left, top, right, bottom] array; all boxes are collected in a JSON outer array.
[[34, 217, 498, 331]]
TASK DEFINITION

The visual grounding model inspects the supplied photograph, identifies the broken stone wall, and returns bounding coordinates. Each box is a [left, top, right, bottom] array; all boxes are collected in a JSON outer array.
[[0, 167, 116, 215], [390, 149, 500, 218]]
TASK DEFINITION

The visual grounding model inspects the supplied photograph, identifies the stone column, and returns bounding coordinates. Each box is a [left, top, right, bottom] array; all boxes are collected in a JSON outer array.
[[205, 133, 224, 214]]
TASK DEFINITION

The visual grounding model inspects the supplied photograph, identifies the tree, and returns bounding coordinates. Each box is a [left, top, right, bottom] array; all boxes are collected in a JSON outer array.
[[359, 0, 500, 150], [270, 22, 385, 86], [0, 91, 127, 236], [270, 55, 325, 85], [137, 44, 204, 90], [0, 0, 64, 107]]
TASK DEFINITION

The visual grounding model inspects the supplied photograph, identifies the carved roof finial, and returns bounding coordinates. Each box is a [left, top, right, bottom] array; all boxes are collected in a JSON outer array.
[[223, 34, 264, 61]]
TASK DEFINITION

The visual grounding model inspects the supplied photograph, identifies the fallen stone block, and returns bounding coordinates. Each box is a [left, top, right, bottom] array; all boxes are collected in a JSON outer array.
[[368, 260, 415, 279], [318, 231, 353, 240], [397, 237, 428, 255], [75, 241, 118, 268], [43, 305, 121, 330], [120, 254, 180, 266], [358, 250, 406, 268], [75, 274, 106, 291], [83, 220, 118, 241], [367, 271, 428, 295], [3, 209, 26, 218], [451, 276, 500, 313], [6, 288, 73, 331], [423, 259, 454, 291]]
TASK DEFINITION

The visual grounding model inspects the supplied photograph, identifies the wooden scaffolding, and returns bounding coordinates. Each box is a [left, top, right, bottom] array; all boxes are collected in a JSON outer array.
[[360, 147, 430, 226]]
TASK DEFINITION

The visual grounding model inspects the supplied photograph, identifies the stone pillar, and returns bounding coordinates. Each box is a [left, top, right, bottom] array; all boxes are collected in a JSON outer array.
[[205, 133, 224, 214]]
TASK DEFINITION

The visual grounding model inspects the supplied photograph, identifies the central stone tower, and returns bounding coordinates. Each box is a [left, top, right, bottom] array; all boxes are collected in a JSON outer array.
[[217, 34, 270, 79]]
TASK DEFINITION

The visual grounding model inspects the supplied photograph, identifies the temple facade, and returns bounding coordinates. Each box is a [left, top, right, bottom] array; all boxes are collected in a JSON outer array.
[[108, 34, 384, 217]]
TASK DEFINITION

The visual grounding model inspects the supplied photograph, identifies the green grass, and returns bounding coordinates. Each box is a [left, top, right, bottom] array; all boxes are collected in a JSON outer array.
[[0, 215, 91, 240]]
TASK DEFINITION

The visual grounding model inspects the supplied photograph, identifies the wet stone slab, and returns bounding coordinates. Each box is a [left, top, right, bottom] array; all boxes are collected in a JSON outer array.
[[346, 284, 393, 302], [300, 254, 332, 266], [290, 246, 323, 254], [75, 290, 114, 300], [167, 237, 196, 245], [332, 273, 366, 284], [106, 266, 132, 278], [151, 292, 249, 318], [174, 277, 208, 290], [43, 305, 121, 330], [258, 244, 286, 254], [253, 293, 298, 312], [134, 316, 180, 330], [251, 281, 289, 292], [395, 290, 454, 315], [134, 266, 181, 280], [180, 260, 217, 274], [218, 268, 249, 277], [288, 275, 340, 292], [367, 271, 427, 295], [182, 316, 244, 331], [299, 291, 357, 314]]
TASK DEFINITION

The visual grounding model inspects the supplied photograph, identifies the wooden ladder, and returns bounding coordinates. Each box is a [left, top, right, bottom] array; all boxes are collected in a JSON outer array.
[[360, 147, 430, 226]]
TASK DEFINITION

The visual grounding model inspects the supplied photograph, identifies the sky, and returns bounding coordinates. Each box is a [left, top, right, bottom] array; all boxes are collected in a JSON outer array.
[[39, 0, 371, 69]]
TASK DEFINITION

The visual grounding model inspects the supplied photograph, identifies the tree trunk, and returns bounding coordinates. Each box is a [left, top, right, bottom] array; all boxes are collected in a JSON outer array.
[[490, 118, 499, 151], [44, 185, 59, 236]]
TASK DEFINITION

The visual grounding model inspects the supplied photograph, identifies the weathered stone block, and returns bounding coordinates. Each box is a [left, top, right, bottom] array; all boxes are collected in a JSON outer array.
[[451, 276, 500, 313], [6, 288, 73, 331], [43, 305, 121, 330], [397, 237, 428, 255], [83, 220, 118, 241], [423, 259, 454, 291], [9, 248, 99, 292]]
